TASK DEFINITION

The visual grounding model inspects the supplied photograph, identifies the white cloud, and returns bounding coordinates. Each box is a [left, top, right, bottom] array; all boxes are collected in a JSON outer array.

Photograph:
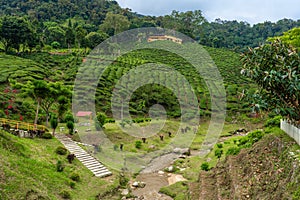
[[115, 0, 300, 24]]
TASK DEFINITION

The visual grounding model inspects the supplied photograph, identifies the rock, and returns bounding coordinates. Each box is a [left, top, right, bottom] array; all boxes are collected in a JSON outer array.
[[180, 168, 186, 171], [132, 181, 139, 187], [121, 189, 129, 196], [139, 182, 146, 188], [167, 166, 174, 172], [132, 181, 146, 188], [149, 145, 155, 149], [173, 148, 190, 155], [158, 170, 164, 175]]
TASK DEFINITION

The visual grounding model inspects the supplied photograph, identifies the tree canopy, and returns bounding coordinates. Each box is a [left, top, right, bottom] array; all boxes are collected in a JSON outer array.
[[241, 40, 300, 122]]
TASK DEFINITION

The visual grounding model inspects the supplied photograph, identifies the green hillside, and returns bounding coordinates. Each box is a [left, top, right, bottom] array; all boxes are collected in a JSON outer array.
[[0, 129, 117, 199], [0, 45, 256, 121]]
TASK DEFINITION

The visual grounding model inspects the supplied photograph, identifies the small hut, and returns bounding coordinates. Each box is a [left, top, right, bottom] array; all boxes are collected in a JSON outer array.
[[76, 111, 92, 123]]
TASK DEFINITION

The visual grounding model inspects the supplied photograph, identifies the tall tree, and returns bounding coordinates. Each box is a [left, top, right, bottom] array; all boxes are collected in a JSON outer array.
[[269, 27, 300, 49], [0, 16, 34, 52], [99, 12, 130, 35], [85, 31, 108, 49], [241, 40, 300, 122]]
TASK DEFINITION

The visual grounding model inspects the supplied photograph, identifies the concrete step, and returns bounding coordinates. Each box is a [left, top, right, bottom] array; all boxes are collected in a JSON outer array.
[[94, 171, 112, 177], [91, 168, 110, 174], [85, 163, 104, 168], [81, 160, 99, 165], [55, 134, 112, 178], [88, 167, 108, 172]]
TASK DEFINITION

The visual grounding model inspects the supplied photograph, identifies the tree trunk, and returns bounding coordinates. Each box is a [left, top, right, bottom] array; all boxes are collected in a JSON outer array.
[[46, 111, 49, 127], [34, 100, 40, 125], [52, 128, 56, 136]]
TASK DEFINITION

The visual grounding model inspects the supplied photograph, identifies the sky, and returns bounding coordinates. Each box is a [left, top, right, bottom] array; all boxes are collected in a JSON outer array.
[[115, 0, 300, 24]]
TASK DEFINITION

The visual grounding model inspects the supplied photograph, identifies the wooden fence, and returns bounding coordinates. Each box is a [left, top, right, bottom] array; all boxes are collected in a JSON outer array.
[[0, 118, 46, 131], [280, 119, 300, 145]]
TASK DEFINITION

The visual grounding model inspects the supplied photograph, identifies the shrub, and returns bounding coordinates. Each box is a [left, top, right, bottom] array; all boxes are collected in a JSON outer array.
[[96, 112, 107, 128], [238, 130, 264, 147], [113, 144, 118, 151], [215, 149, 223, 159], [59, 190, 71, 199], [226, 147, 241, 156], [66, 121, 74, 135], [105, 118, 115, 123], [70, 172, 80, 182], [64, 112, 74, 123], [56, 160, 64, 172], [55, 146, 68, 155], [41, 132, 53, 139], [118, 173, 129, 188], [216, 143, 223, 148], [264, 115, 282, 127], [201, 162, 210, 171], [69, 181, 76, 189], [135, 141, 142, 149], [51, 41, 60, 49]]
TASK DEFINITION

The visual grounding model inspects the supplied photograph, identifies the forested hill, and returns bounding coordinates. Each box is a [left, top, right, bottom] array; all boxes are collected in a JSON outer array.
[[0, 0, 121, 25], [0, 0, 299, 52]]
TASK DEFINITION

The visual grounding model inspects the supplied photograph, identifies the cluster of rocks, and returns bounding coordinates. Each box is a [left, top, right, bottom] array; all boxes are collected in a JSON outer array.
[[132, 181, 146, 188]]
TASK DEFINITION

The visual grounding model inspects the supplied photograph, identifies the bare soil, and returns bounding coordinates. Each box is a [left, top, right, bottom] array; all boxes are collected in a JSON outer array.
[[194, 133, 300, 199]]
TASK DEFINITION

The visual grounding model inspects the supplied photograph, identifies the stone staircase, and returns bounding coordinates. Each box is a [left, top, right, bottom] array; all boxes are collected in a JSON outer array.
[[55, 134, 112, 178]]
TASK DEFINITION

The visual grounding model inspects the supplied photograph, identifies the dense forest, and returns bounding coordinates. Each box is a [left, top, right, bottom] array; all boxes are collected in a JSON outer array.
[[0, 0, 300, 52]]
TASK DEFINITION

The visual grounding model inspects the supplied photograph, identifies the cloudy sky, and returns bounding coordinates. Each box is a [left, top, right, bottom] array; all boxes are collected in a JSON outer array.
[[116, 0, 300, 24]]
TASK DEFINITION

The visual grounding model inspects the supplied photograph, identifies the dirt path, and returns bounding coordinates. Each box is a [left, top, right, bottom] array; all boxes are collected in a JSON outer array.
[[132, 173, 173, 200]]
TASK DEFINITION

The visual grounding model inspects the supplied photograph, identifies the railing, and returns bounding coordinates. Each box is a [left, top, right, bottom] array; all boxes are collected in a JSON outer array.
[[280, 119, 300, 145], [0, 118, 46, 131]]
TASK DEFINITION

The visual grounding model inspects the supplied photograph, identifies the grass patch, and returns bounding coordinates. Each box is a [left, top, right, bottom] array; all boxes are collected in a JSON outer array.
[[159, 181, 189, 199], [0, 130, 113, 199]]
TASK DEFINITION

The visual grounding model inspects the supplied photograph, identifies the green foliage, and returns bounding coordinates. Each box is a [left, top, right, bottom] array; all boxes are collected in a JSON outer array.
[[55, 146, 68, 155], [269, 27, 300, 49], [59, 190, 71, 199], [216, 143, 223, 148], [113, 144, 119, 151], [69, 181, 76, 189], [64, 112, 74, 123], [100, 12, 130, 35], [293, 188, 300, 200], [200, 162, 210, 171], [200, 19, 300, 52], [0, 130, 29, 157], [51, 41, 61, 49], [215, 149, 223, 159], [159, 181, 189, 199], [264, 116, 282, 127], [66, 121, 74, 135], [135, 140, 142, 149], [41, 132, 53, 139], [118, 173, 129, 188], [226, 147, 241, 156], [0, 16, 35, 52], [96, 112, 107, 128], [70, 172, 80, 182], [50, 114, 58, 135], [241, 40, 300, 121], [56, 160, 64, 172], [85, 31, 108, 48]]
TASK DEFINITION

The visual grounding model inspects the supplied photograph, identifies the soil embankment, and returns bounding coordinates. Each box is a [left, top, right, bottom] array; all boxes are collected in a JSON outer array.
[[194, 133, 300, 199]]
